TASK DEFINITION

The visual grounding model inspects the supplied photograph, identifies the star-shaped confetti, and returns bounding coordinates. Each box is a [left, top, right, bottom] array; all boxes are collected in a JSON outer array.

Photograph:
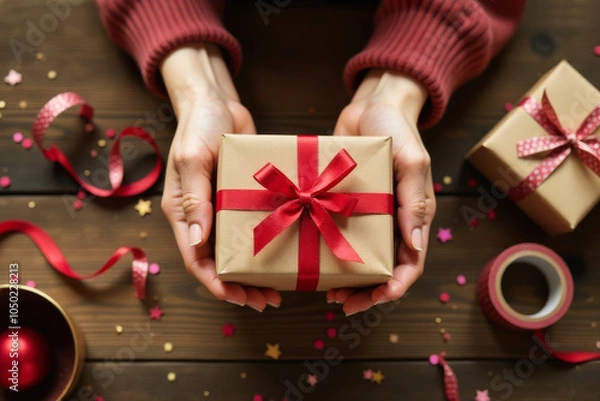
[[149, 305, 164, 320], [264, 343, 281, 360], [307, 375, 318, 386], [134, 199, 152, 217], [371, 370, 384, 384], [4, 69, 22, 86], [436, 227, 453, 243], [222, 323, 236, 337], [475, 389, 490, 401], [362, 369, 373, 380]]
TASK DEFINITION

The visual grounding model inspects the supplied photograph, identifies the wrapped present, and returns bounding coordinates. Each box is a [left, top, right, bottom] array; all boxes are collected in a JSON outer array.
[[215, 134, 394, 291], [467, 60, 600, 234]]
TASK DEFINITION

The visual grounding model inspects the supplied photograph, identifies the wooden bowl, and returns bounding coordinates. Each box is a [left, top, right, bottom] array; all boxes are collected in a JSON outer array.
[[0, 284, 85, 400]]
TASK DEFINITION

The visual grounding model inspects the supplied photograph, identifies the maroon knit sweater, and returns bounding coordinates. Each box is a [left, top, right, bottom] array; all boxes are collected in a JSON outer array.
[[96, 0, 525, 128]]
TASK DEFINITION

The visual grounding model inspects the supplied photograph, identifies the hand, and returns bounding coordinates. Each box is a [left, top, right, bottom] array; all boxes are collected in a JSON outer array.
[[160, 44, 281, 311], [328, 69, 436, 316]]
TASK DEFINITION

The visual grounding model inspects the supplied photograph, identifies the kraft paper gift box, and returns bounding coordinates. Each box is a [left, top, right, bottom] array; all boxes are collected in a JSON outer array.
[[215, 134, 394, 291], [467, 60, 600, 235]]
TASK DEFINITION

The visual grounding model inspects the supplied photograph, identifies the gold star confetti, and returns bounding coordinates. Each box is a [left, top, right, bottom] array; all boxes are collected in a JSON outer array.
[[240, 372, 247, 379], [28, 201, 36, 209], [371, 370, 384, 384], [443, 176, 452, 185], [435, 317, 442, 324], [140, 231, 148, 239], [84, 169, 91, 177], [47, 70, 57, 80], [264, 343, 281, 360], [163, 342, 173, 353], [19, 100, 27, 109], [115, 325, 123, 334], [388, 333, 399, 344], [135, 199, 152, 217], [167, 372, 176, 382], [36, 52, 46, 61], [97, 139, 107, 148], [203, 390, 210, 397], [0, 100, 5, 109], [440, 328, 446, 334]]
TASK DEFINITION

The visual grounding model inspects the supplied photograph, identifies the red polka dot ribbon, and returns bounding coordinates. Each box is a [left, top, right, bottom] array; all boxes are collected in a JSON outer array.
[[509, 91, 600, 201], [0, 220, 148, 299], [32, 92, 163, 197]]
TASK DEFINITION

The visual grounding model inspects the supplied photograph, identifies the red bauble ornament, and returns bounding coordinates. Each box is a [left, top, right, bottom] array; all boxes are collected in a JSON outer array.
[[0, 327, 52, 391]]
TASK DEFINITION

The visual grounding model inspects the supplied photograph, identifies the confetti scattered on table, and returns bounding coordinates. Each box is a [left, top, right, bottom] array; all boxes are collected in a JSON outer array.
[[475, 389, 491, 401], [22, 138, 33, 150], [0, 176, 10, 188], [106, 128, 116, 139], [28, 201, 36, 209], [504, 102, 514, 112], [308, 107, 316, 114], [371, 370, 384, 384], [326, 328, 337, 338], [163, 342, 173, 353], [596, 340, 600, 349], [264, 343, 281, 360], [47, 70, 57, 80], [388, 333, 399, 344], [456, 275, 467, 286], [97, 139, 107, 148], [73, 200, 83, 211], [25, 280, 36, 287], [83, 169, 91, 177], [429, 354, 440, 365], [594, 46, 600, 57], [592, 321, 597, 328], [487, 210, 497, 220], [435, 317, 442, 324], [362, 369, 373, 380], [443, 176, 452, 185], [95, 396, 104, 401], [76, 190, 86, 200], [84, 122, 95, 133], [149, 263, 161, 275], [4, 69, 22, 86], [240, 372, 247, 379], [440, 328, 447, 334], [253, 395, 263, 401], [469, 217, 479, 228], [167, 372, 176, 382], [149, 305, 164, 320], [0, 100, 5, 109], [325, 311, 335, 321], [135, 199, 152, 217], [140, 231, 148, 239], [115, 325, 123, 334], [18, 100, 27, 109], [434, 182, 443, 193], [436, 227, 453, 243], [307, 374, 318, 386], [443, 332, 451, 342], [439, 292, 450, 303], [203, 390, 210, 397], [467, 178, 477, 187], [313, 339, 324, 350], [222, 323, 236, 337], [36, 52, 46, 62]]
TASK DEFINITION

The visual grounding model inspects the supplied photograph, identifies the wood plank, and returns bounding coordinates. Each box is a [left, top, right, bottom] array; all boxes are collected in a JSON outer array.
[[1, 195, 598, 361], [49, 361, 600, 401], [1, 0, 599, 193]]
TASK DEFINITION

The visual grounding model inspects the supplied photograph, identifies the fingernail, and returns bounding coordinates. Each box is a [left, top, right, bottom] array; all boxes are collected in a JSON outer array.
[[189, 224, 203, 247], [327, 299, 336, 304], [335, 300, 344, 304], [345, 311, 360, 317], [374, 300, 389, 306], [247, 304, 264, 313], [226, 299, 245, 307], [267, 302, 281, 308], [411, 227, 423, 252]]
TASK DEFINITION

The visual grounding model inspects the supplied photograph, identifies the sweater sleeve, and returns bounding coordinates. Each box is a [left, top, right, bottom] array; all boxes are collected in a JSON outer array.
[[344, 0, 526, 128], [95, 0, 242, 98]]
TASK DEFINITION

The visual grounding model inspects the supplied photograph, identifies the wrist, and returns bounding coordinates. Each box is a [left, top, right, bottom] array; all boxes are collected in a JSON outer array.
[[352, 69, 428, 124]]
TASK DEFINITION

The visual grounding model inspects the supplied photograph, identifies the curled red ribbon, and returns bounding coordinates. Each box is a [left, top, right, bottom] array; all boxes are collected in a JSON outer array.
[[216, 135, 394, 291], [509, 91, 600, 201], [0, 220, 148, 299], [32, 92, 163, 197]]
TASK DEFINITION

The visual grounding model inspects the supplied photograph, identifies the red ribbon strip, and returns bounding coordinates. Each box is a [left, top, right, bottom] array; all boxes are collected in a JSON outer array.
[[0, 220, 148, 299], [216, 135, 394, 291], [32, 92, 163, 197], [534, 330, 600, 363], [509, 91, 600, 201]]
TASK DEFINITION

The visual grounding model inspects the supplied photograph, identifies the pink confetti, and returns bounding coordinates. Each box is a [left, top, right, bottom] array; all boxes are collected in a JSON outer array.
[[326, 327, 337, 338], [456, 275, 466, 286], [433, 182, 443, 193], [76, 190, 86, 200], [307, 374, 318, 386], [469, 218, 479, 228], [475, 389, 491, 401], [487, 210, 497, 220], [4, 69, 22, 86], [73, 200, 83, 211], [429, 354, 440, 365], [149, 263, 161, 275], [325, 311, 335, 321], [90, 149, 98, 158], [362, 369, 373, 380], [25, 280, 36, 288], [504, 102, 514, 112], [308, 107, 316, 114], [95, 397, 104, 401], [436, 227, 453, 243], [149, 305, 164, 320], [12, 132, 24, 144], [253, 395, 263, 401], [467, 178, 477, 187], [22, 138, 33, 150], [222, 323, 236, 337], [596, 340, 600, 349], [439, 292, 450, 303], [106, 128, 116, 139], [443, 332, 451, 342], [84, 122, 95, 133], [594, 46, 600, 57], [0, 176, 11, 188], [314, 339, 325, 350]]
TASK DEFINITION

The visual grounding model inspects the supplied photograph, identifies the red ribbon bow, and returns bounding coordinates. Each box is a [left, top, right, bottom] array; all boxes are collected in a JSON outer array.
[[509, 91, 600, 201], [216, 135, 393, 291]]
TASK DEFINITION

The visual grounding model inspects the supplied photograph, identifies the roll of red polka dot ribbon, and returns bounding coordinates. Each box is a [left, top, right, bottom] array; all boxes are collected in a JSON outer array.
[[478, 243, 600, 363]]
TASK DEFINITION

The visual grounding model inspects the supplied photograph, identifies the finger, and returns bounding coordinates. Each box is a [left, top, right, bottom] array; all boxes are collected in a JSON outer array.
[[260, 288, 282, 308], [245, 287, 267, 312], [326, 289, 338, 303], [335, 288, 356, 303], [343, 290, 375, 317]]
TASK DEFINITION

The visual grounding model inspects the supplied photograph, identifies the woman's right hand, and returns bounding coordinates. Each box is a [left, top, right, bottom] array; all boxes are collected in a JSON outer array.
[[160, 44, 282, 311]]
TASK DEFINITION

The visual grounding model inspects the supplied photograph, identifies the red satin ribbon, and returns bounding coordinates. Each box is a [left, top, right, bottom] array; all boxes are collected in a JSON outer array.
[[534, 330, 600, 363], [509, 91, 600, 201], [216, 135, 394, 291], [0, 220, 148, 299], [32, 92, 163, 197]]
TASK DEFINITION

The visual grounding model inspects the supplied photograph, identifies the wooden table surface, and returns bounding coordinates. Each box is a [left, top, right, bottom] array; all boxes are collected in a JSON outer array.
[[1, 1, 599, 400]]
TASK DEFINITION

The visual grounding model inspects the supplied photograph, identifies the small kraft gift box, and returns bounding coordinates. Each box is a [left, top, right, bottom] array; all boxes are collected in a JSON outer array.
[[215, 134, 394, 291], [467, 60, 600, 234]]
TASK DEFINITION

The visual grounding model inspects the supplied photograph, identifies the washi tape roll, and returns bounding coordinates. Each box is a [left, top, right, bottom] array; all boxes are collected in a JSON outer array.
[[477, 243, 574, 330]]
